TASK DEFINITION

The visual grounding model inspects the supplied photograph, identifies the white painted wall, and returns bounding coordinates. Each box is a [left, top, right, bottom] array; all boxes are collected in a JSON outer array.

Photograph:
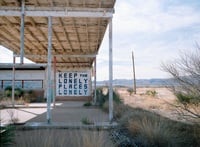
[[0, 70, 45, 80]]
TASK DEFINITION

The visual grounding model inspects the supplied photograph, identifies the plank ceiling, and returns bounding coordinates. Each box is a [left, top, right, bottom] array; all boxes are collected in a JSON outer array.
[[0, 0, 115, 70]]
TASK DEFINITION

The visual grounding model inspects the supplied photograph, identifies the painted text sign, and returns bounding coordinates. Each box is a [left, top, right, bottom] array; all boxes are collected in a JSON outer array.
[[56, 71, 90, 96]]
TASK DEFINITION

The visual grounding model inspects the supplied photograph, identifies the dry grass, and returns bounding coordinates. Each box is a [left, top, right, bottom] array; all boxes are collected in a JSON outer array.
[[119, 107, 200, 147], [14, 129, 114, 147], [104, 87, 200, 146], [102, 100, 131, 120]]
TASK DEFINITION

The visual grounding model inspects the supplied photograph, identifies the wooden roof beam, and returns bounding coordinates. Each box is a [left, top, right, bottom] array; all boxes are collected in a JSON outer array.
[[23, 54, 97, 58], [52, 28, 65, 52], [28, 17, 48, 52], [0, 35, 19, 53], [95, 18, 101, 52], [3, 16, 41, 55], [85, 18, 90, 53], [0, 6, 114, 18], [0, 25, 30, 52], [59, 18, 73, 52], [72, 18, 82, 54]]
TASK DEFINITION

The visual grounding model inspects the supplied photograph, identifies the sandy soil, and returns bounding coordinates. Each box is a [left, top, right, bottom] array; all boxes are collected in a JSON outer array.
[[115, 87, 198, 122]]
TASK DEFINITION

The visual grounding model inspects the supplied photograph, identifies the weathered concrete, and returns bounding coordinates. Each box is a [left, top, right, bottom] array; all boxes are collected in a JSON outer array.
[[0, 101, 118, 129]]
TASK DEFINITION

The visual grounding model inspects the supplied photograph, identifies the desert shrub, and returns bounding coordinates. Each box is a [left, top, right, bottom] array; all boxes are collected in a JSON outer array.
[[29, 97, 45, 103], [102, 101, 131, 120], [96, 88, 106, 106], [96, 87, 122, 107], [22, 90, 45, 103], [5, 90, 12, 97], [176, 92, 191, 103], [14, 88, 24, 97], [145, 89, 157, 97], [4, 86, 12, 97], [28, 90, 33, 95], [161, 46, 200, 119], [176, 92, 200, 104], [5, 86, 12, 91], [83, 101, 92, 107], [120, 107, 200, 147], [0, 125, 15, 146], [81, 117, 94, 125], [127, 88, 134, 95], [4, 87, 24, 98]]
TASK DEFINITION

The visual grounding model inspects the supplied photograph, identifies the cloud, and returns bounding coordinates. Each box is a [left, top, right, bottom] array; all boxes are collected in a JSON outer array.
[[1, 1, 200, 81], [0, 46, 33, 63], [114, 0, 200, 34], [0, 46, 13, 63]]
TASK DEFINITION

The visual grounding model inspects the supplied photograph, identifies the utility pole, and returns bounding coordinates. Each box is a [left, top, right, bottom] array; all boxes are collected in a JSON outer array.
[[132, 51, 136, 94]]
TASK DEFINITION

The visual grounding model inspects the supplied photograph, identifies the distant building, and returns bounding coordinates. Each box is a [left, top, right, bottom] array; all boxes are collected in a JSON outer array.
[[0, 63, 46, 89], [0, 63, 92, 100]]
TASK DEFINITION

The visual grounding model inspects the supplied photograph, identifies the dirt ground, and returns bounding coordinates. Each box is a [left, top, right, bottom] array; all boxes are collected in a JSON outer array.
[[115, 87, 199, 122]]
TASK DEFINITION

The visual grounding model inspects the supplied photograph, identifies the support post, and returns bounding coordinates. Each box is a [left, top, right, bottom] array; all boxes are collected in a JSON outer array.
[[94, 58, 97, 104], [53, 56, 56, 107], [20, 0, 25, 64], [12, 53, 16, 107], [1, 80, 3, 89], [132, 51, 136, 94], [47, 16, 52, 124], [109, 18, 113, 122]]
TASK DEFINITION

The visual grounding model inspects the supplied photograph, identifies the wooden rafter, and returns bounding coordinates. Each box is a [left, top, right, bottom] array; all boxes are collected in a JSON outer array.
[[0, 34, 19, 53], [0, 22, 29, 51], [0, 0, 115, 68], [85, 18, 90, 53], [72, 18, 82, 52], [95, 0, 102, 52], [59, 18, 73, 52], [28, 17, 48, 52], [12, 16, 44, 54]]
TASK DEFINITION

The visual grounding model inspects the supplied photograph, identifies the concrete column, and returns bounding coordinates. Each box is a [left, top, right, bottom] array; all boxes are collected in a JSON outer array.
[[47, 16, 52, 124], [12, 53, 16, 107], [20, 0, 25, 64], [109, 18, 113, 122], [94, 58, 97, 104], [53, 56, 56, 107]]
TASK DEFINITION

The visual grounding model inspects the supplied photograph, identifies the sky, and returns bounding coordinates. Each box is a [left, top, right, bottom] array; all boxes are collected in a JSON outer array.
[[1, 0, 200, 81]]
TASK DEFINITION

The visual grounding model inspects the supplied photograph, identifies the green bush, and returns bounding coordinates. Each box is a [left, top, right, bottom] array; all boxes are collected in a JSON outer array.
[[145, 90, 157, 97], [96, 88, 105, 106], [5, 90, 12, 97], [81, 117, 94, 125], [96, 87, 122, 107], [176, 92, 190, 103], [4, 87, 24, 98], [83, 101, 92, 107], [28, 90, 33, 95], [5, 86, 12, 91], [127, 88, 134, 95], [0, 125, 15, 146], [176, 92, 200, 104], [14, 88, 24, 97]]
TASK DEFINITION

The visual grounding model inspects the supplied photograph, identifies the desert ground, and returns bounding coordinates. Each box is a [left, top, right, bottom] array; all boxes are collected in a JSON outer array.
[[115, 87, 199, 123], [1, 87, 199, 124], [1, 87, 200, 146]]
